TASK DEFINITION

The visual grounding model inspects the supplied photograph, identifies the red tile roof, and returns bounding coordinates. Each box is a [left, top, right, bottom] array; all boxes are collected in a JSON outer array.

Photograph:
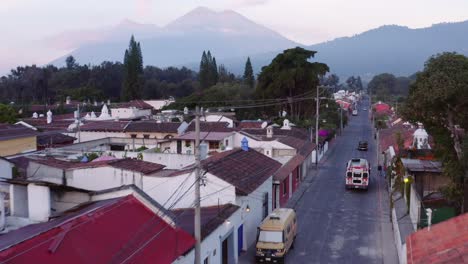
[[237, 121, 265, 129], [109, 159, 165, 175], [125, 121, 181, 133], [175, 131, 232, 141], [29, 157, 165, 174], [19, 119, 76, 132], [186, 121, 233, 132], [0, 195, 195, 264], [79, 121, 130, 132], [379, 124, 415, 153], [201, 148, 282, 195], [36, 132, 76, 147], [406, 213, 468, 264], [172, 204, 239, 240], [273, 154, 305, 181], [242, 127, 310, 141]]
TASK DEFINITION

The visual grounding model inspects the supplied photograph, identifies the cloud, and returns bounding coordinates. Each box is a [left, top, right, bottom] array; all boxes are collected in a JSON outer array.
[[230, 0, 270, 8], [135, 0, 152, 19]]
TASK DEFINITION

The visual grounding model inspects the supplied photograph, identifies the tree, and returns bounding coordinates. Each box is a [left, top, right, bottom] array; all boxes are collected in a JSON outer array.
[[198, 50, 218, 90], [65, 56, 77, 70], [256, 47, 329, 120], [0, 104, 17, 123], [243, 57, 255, 88], [402, 52, 468, 212], [121, 35, 143, 100]]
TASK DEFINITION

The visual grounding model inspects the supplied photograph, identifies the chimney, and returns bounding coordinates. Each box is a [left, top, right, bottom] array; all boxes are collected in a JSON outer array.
[[281, 119, 291, 130], [241, 137, 249, 151], [32, 112, 38, 118], [66, 96, 71, 105], [266, 126, 274, 138], [27, 184, 51, 222]]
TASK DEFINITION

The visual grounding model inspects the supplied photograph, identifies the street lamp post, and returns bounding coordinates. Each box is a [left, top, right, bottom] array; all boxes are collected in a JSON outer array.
[[315, 85, 320, 169]]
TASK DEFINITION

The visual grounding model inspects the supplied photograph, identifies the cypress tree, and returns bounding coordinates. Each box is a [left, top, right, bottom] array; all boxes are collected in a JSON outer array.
[[212, 57, 218, 85], [243, 57, 254, 88], [199, 51, 209, 89], [122, 35, 143, 100]]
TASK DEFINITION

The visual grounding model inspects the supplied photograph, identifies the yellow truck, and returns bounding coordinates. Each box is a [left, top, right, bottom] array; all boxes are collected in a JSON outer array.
[[255, 208, 297, 263]]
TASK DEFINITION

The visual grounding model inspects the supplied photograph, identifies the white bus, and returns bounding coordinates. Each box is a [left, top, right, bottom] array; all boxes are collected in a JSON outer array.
[[345, 158, 370, 190]]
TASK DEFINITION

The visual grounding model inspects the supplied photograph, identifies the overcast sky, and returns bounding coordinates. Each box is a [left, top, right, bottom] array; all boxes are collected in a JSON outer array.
[[1, 0, 468, 73]]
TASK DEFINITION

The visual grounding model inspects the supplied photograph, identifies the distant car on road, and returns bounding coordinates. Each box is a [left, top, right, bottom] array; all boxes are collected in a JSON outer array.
[[358, 141, 368, 151], [362, 108, 367, 111], [352, 109, 358, 116]]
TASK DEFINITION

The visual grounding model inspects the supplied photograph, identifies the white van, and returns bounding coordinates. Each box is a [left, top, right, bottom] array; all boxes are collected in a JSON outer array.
[[256, 208, 297, 263]]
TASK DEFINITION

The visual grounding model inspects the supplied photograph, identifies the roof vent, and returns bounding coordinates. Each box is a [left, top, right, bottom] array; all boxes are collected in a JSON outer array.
[[267, 126, 274, 138]]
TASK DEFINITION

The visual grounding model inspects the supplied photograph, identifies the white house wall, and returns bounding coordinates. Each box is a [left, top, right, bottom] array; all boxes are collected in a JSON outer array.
[[69, 167, 143, 191], [65, 132, 127, 143], [142, 172, 236, 209], [233, 133, 293, 152], [174, 208, 242, 264], [235, 176, 273, 250], [111, 108, 151, 119], [9, 184, 28, 217], [111, 151, 195, 169], [201, 115, 234, 128]]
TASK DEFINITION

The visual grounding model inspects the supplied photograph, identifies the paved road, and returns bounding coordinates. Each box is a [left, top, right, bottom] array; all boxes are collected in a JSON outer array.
[[285, 97, 398, 264]]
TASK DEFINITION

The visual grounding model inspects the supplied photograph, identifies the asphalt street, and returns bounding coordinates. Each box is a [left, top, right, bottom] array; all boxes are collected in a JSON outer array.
[[285, 97, 398, 264]]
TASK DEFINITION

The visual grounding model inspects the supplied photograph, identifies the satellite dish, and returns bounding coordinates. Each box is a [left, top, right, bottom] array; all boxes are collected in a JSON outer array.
[[261, 121, 268, 129]]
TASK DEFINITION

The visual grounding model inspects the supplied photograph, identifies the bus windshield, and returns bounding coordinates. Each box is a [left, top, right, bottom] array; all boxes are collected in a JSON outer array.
[[258, 231, 282, 243]]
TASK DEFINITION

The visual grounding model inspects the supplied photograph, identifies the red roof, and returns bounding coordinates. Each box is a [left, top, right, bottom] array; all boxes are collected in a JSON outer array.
[[112, 100, 153, 110], [374, 102, 392, 114], [406, 213, 468, 264], [237, 121, 265, 129], [186, 121, 233, 132], [0, 124, 37, 141], [0, 195, 195, 264], [79, 121, 130, 132], [379, 124, 415, 153]]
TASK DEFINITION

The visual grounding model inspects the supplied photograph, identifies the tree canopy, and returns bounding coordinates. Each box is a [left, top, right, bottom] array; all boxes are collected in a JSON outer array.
[[199, 50, 218, 89], [402, 52, 468, 211], [256, 47, 329, 120], [0, 104, 17, 124], [368, 73, 412, 102]]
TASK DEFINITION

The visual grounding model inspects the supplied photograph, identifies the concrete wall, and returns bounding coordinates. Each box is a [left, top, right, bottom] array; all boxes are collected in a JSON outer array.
[[124, 132, 178, 140], [27, 162, 63, 184], [409, 185, 421, 230], [51, 191, 90, 212], [9, 184, 28, 217], [28, 184, 51, 222], [392, 208, 407, 264], [69, 167, 143, 191], [0, 136, 36, 156]]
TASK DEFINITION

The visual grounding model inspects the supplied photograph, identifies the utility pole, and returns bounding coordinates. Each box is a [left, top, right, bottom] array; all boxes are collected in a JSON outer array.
[[315, 85, 319, 169], [194, 106, 201, 264], [340, 106, 343, 135], [77, 104, 81, 143]]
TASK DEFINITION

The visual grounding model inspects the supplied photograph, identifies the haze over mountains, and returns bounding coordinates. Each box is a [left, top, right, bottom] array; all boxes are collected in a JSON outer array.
[[48, 6, 468, 79]]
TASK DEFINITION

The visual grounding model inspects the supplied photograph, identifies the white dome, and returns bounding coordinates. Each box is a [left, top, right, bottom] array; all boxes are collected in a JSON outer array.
[[414, 128, 428, 137]]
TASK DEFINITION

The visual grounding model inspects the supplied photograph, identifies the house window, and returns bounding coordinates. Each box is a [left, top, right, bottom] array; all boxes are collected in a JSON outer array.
[[282, 181, 287, 196], [130, 134, 137, 139], [143, 134, 150, 139], [263, 192, 269, 218], [209, 141, 219, 149]]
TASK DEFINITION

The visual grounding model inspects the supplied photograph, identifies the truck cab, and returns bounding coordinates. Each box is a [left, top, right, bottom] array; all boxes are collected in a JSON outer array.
[[345, 158, 370, 190]]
